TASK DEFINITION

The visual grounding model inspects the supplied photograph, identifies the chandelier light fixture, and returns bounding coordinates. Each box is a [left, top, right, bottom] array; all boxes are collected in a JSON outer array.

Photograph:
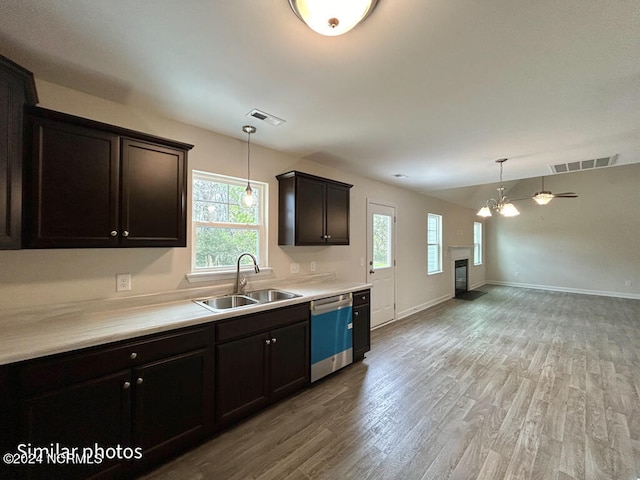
[[241, 125, 256, 208], [477, 159, 520, 218], [288, 0, 379, 36]]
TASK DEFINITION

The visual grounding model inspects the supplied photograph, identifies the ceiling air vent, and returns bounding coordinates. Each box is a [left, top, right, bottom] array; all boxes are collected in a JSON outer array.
[[549, 154, 617, 174], [246, 109, 286, 127]]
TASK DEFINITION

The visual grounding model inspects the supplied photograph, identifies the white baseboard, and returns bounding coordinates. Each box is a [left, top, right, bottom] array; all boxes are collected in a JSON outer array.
[[395, 293, 451, 321], [486, 280, 640, 300]]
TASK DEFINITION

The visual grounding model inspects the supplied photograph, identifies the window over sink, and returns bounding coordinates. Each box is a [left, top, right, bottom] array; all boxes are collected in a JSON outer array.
[[191, 171, 267, 273]]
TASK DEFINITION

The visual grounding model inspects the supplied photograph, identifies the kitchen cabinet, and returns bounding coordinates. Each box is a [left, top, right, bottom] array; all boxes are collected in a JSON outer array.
[[277, 171, 352, 246], [215, 303, 309, 427], [23, 106, 192, 248], [353, 289, 371, 361], [0, 55, 38, 249], [7, 325, 213, 480]]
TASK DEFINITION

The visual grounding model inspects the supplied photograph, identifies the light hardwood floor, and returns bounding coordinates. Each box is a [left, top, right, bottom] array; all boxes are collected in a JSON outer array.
[[141, 286, 640, 480]]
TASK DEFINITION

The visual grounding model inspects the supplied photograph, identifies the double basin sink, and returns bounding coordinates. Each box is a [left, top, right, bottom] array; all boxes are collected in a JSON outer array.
[[195, 289, 301, 312]]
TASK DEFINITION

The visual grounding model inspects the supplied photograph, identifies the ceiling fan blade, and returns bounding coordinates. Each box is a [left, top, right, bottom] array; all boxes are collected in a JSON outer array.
[[509, 197, 531, 202], [553, 192, 578, 197]]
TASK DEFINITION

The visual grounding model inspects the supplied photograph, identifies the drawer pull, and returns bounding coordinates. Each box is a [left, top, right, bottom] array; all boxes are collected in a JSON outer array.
[[272, 338, 277, 343], [265, 339, 271, 345], [136, 377, 143, 385], [354, 311, 359, 317], [123, 381, 131, 390], [130, 352, 137, 360]]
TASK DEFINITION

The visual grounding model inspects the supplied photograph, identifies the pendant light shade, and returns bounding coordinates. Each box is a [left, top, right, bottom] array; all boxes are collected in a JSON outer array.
[[241, 125, 256, 208], [288, 0, 378, 36]]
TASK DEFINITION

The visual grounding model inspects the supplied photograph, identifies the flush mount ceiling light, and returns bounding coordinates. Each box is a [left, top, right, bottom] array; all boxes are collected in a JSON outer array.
[[288, 0, 379, 36], [241, 125, 256, 208], [477, 159, 520, 218]]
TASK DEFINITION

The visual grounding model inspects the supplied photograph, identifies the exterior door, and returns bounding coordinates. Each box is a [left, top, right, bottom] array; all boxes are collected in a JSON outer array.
[[367, 201, 396, 327]]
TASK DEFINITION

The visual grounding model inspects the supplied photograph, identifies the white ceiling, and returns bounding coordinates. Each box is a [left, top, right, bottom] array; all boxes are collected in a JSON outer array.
[[2, 0, 640, 199]]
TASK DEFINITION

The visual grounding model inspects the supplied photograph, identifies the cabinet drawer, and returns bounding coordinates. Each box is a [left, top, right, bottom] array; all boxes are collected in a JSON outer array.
[[19, 326, 212, 395], [216, 303, 309, 343], [353, 290, 370, 307]]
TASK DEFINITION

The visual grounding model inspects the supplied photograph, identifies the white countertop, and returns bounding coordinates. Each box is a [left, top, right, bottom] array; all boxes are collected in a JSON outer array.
[[0, 278, 370, 366]]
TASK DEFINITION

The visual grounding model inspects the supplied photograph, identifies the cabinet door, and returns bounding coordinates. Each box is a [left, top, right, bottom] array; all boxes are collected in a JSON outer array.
[[132, 348, 212, 463], [25, 118, 120, 248], [121, 139, 186, 247], [268, 321, 309, 402], [0, 68, 27, 249], [353, 304, 371, 361], [295, 175, 326, 245], [23, 370, 131, 480], [215, 333, 269, 426], [325, 183, 350, 245]]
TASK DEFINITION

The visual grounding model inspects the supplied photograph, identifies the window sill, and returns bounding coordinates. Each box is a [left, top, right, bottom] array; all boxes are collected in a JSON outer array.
[[427, 270, 443, 276], [186, 267, 273, 284]]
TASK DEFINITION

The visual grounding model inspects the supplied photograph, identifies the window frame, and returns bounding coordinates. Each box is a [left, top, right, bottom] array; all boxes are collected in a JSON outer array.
[[190, 170, 268, 274], [427, 213, 443, 275], [473, 221, 483, 266]]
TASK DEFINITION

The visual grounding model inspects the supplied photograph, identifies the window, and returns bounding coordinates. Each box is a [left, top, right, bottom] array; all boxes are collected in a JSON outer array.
[[427, 213, 442, 274], [373, 213, 393, 269], [473, 221, 483, 266], [192, 171, 267, 272]]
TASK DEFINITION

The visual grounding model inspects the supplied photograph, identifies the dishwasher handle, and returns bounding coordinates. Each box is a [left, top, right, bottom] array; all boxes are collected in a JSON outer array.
[[310, 293, 353, 313]]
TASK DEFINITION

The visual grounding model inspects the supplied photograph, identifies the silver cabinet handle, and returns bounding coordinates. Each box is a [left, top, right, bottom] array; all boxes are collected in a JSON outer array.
[[327, 235, 331, 239], [271, 338, 277, 343], [265, 339, 271, 345], [136, 377, 143, 385], [123, 381, 131, 389], [354, 311, 359, 317], [361, 296, 367, 301], [130, 352, 137, 360], [123, 231, 129, 237], [110, 231, 118, 237]]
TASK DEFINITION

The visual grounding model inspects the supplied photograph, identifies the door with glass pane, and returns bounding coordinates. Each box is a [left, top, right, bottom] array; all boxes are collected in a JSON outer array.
[[367, 201, 396, 327]]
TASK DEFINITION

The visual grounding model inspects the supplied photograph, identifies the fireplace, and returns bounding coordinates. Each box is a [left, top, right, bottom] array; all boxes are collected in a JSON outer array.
[[455, 259, 468, 297]]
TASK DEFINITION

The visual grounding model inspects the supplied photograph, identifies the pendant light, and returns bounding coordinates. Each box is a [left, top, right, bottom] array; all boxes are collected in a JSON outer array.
[[288, 0, 379, 36], [477, 159, 520, 218], [241, 125, 256, 208]]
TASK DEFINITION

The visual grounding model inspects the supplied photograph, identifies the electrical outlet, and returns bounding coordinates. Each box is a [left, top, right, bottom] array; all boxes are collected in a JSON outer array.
[[310, 261, 316, 272], [290, 263, 300, 275], [625, 280, 632, 287], [514, 271, 519, 278], [116, 273, 131, 292]]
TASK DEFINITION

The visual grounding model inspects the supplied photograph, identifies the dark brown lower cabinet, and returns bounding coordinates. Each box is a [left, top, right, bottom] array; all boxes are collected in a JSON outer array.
[[1, 303, 314, 479], [24, 371, 131, 480], [353, 289, 371, 361], [215, 304, 310, 427], [5, 326, 213, 480]]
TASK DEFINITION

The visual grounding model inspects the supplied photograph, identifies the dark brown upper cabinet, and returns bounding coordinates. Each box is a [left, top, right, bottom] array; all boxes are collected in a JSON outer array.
[[277, 171, 352, 246], [0, 55, 38, 250], [23, 106, 193, 248]]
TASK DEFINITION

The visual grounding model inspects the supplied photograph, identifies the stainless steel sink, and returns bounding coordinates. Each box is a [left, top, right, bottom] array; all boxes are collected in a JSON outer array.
[[246, 289, 301, 303], [195, 294, 259, 311], [195, 289, 300, 313]]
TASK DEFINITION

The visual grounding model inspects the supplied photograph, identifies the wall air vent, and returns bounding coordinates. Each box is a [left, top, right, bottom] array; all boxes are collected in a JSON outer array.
[[549, 154, 617, 174], [246, 109, 286, 126]]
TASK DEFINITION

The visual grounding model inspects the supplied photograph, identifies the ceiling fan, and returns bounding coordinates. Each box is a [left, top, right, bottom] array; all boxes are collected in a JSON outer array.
[[516, 176, 578, 205]]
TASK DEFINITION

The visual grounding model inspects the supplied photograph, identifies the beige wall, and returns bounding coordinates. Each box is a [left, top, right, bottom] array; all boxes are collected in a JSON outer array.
[[0, 80, 483, 313], [486, 163, 640, 298]]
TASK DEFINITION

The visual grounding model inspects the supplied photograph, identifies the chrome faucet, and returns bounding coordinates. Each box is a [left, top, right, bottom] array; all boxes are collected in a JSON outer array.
[[235, 253, 260, 294]]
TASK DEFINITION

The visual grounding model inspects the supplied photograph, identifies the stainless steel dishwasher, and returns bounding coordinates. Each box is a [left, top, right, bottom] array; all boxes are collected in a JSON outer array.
[[310, 293, 353, 382]]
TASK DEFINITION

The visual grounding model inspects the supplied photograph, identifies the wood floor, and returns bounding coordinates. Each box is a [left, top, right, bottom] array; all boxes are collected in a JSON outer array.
[[141, 286, 640, 480]]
